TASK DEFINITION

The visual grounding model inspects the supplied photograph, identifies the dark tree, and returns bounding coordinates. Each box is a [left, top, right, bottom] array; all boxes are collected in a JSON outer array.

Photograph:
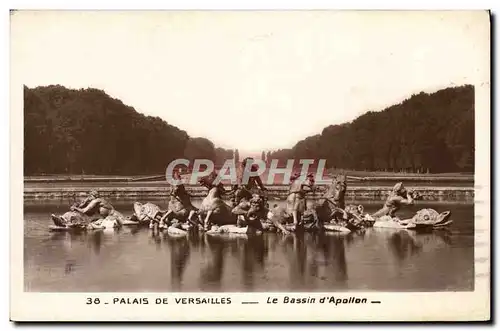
[[266, 151, 272, 165], [24, 85, 189, 175], [215, 147, 234, 167], [184, 137, 216, 162], [24, 84, 474, 175], [234, 149, 240, 164], [267, 85, 474, 173]]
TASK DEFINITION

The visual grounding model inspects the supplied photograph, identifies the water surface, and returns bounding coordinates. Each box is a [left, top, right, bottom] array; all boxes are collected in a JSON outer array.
[[23, 200, 474, 292]]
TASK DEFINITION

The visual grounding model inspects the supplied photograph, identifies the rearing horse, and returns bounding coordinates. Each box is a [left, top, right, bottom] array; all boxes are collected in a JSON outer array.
[[308, 174, 372, 231], [197, 174, 236, 231], [286, 172, 315, 228], [158, 180, 199, 229], [229, 185, 254, 213], [266, 173, 315, 233], [312, 174, 348, 225]]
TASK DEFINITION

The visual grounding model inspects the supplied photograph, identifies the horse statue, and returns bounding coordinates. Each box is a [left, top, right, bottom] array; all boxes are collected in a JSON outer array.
[[197, 172, 269, 233], [155, 178, 198, 230], [197, 174, 237, 231], [264, 173, 316, 233], [230, 184, 271, 223], [131, 201, 194, 236], [206, 193, 269, 236], [312, 174, 348, 224], [229, 184, 253, 211], [294, 174, 373, 233], [131, 178, 199, 232]]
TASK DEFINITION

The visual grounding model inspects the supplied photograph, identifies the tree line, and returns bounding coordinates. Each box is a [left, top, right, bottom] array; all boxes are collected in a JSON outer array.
[[24, 84, 474, 175], [267, 85, 475, 173], [24, 85, 238, 175]]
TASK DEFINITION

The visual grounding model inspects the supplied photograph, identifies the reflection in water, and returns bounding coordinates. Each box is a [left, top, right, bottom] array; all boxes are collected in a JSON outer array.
[[49, 232, 68, 243], [163, 235, 191, 291], [90, 232, 103, 255], [42, 227, 455, 292], [324, 233, 348, 284], [64, 260, 76, 274], [292, 233, 307, 287], [437, 229, 453, 246], [388, 230, 422, 261], [241, 236, 268, 290], [200, 236, 226, 290], [188, 231, 204, 249], [49, 230, 109, 257], [387, 229, 453, 263], [306, 233, 348, 287], [343, 230, 367, 246], [150, 231, 162, 250], [129, 226, 141, 235], [25, 203, 474, 292], [279, 232, 349, 289]]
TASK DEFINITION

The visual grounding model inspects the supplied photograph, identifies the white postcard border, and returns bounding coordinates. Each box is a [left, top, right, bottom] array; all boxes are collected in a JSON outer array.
[[9, 10, 491, 322]]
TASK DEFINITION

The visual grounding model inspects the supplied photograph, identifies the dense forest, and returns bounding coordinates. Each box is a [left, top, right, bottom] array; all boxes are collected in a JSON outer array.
[[268, 85, 475, 173], [24, 84, 474, 175], [24, 85, 236, 175]]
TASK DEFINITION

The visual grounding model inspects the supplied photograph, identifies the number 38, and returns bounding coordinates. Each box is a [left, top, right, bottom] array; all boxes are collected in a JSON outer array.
[[86, 298, 100, 304]]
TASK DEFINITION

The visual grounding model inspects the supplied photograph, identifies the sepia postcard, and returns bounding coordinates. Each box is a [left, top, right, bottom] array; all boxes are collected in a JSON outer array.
[[10, 10, 491, 322]]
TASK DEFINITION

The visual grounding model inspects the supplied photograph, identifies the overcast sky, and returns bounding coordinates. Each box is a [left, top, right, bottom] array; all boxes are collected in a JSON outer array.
[[11, 10, 489, 156]]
